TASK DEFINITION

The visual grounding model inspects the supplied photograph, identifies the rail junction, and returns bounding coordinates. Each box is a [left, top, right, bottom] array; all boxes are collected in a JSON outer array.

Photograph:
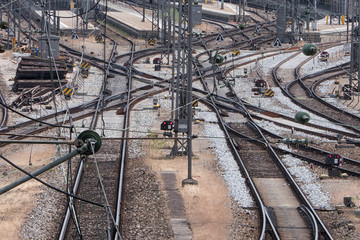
[[0, 0, 360, 239]]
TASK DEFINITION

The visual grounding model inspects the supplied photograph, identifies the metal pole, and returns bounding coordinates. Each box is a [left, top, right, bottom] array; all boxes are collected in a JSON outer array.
[[171, 0, 183, 157], [106, 206, 111, 240], [346, 0, 349, 42], [28, 0, 32, 46], [187, 0, 193, 179], [171, 0, 176, 120], [0, 144, 88, 195], [142, 0, 145, 22], [17, 4, 21, 47], [7, 2, 11, 50], [0, 139, 75, 145], [314, 0, 317, 30], [349, 11, 355, 87], [243, 0, 246, 23], [182, 0, 197, 185]]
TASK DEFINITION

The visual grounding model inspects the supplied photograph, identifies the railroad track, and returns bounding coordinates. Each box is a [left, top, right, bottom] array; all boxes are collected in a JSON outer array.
[[272, 47, 360, 135], [191, 78, 360, 178], [2, 1, 355, 239], [0, 90, 7, 129], [191, 33, 334, 238]]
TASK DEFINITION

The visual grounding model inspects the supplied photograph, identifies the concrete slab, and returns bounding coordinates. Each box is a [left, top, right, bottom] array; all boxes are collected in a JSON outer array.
[[107, 11, 152, 31], [34, 10, 98, 33], [161, 172, 193, 240], [253, 178, 299, 206], [253, 178, 311, 239], [100, 1, 152, 31], [197, 2, 246, 22]]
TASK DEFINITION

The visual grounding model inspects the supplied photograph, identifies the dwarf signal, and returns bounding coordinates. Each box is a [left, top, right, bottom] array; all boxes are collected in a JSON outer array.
[[161, 120, 174, 130], [325, 154, 343, 166], [153, 58, 162, 64], [255, 79, 266, 87]]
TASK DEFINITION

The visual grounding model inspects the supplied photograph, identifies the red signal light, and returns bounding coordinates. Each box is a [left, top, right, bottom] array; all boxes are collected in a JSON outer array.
[[329, 154, 332, 158], [337, 155, 340, 158]]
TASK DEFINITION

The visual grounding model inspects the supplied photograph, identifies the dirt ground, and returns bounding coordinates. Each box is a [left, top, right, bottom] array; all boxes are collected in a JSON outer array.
[[0, 144, 57, 239], [144, 127, 234, 239]]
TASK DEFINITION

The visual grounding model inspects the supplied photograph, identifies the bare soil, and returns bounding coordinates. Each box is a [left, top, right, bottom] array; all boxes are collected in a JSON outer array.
[[0, 144, 57, 240], [144, 130, 235, 239]]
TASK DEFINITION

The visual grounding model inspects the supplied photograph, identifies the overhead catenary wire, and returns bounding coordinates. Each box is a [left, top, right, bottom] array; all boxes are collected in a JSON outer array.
[[1, 0, 352, 229], [0, 154, 104, 207], [0, 100, 73, 129]]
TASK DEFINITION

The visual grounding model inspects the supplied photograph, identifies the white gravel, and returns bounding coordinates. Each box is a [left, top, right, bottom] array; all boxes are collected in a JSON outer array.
[[301, 45, 351, 76], [256, 119, 337, 143], [317, 79, 335, 95], [231, 53, 354, 133], [197, 111, 254, 207], [255, 51, 296, 74], [317, 80, 359, 115], [281, 154, 331, 209]]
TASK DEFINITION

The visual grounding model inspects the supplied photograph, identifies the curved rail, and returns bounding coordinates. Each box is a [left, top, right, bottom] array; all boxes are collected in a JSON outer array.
[[59, 36, 118, 239], [272, 49, 360, 135], [0, 90, 7, 129]]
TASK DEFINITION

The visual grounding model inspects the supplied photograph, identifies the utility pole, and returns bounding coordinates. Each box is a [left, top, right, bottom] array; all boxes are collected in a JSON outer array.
[[142, 0, 145, 22], [313, 0, 317, 30], [349, 0, 360, 92], [151, 0, 159, 38], [276, 0, 286, 42], [243, 0, 246, 23], [160, 0, 171, 64], [170, 0, 197, 185], [346, 0, 350, 42]]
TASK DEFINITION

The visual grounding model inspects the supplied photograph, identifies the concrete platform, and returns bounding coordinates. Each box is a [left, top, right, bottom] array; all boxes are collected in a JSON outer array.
[[97, 1, 249, 37], [200, 2, 249, 22], [34, 10, 98, 34], [99, 2, 153, 38]]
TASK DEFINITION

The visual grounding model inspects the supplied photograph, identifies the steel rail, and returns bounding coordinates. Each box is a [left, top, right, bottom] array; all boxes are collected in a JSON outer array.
[[272, 48, 360, 135], [192, 50, 271, 238], [59, 35, 118, 240], [114, 33, 135, 240], [220, 85, 329, 239], [0, 90, 7, 129], [248, 120, 333, 239], [191, 88, 360, 178], [205, 42, 333, 238]]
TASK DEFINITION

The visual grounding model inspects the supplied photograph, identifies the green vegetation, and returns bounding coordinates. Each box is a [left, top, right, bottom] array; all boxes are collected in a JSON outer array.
[[0, 21, 9, 30], [0, 45, 5, 53]]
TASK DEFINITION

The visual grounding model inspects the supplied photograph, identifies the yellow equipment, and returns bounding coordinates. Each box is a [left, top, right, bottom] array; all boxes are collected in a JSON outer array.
[[232, 49, 240, 56], [148, 38, 156, 45], [95, 35, 104, 43], [264, 89, 274, 97], [63, 85, 73, 99]]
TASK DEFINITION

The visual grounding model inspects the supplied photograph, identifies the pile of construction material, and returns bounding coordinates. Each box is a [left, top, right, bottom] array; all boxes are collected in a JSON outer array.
[[12, 57, 69, 91]]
